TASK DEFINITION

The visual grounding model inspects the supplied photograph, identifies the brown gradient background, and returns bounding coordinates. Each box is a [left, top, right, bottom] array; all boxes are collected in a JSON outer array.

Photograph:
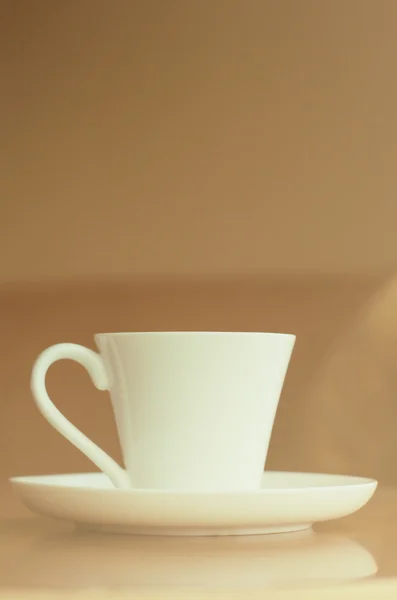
[[1, 0, 397, 484]]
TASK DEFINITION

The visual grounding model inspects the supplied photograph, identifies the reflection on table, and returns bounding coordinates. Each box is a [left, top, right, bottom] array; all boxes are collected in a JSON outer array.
[[0, 524, 376, 590]]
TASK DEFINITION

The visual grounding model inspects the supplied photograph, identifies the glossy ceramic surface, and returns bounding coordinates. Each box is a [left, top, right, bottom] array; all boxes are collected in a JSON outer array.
[[11, 471, 377, 537], [30, 332, 295, 491]]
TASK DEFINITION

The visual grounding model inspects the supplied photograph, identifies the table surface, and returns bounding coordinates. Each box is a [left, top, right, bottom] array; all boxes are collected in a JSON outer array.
[[1, 481, 397, 599]]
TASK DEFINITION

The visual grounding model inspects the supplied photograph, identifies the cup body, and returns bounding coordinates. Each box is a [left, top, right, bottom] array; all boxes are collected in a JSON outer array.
[[95, 331, 295, 491]]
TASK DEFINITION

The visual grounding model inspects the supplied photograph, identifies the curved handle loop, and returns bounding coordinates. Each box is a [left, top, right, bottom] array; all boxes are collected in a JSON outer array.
[[31, 343, 131, 489]]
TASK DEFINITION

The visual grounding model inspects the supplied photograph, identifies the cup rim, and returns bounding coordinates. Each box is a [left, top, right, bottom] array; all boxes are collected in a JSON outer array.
[[95, 331, 296, 339]]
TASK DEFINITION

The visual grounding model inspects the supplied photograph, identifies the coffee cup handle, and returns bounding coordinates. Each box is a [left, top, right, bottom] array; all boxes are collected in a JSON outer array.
[[30, 343, 131, 489]]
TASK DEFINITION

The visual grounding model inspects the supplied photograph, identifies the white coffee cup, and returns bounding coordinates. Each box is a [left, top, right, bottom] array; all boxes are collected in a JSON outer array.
[[31, 332, 295, 491]]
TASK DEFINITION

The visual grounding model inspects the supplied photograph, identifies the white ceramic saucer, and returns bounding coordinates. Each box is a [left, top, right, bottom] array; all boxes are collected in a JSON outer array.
[[10, 471, 377, 537]]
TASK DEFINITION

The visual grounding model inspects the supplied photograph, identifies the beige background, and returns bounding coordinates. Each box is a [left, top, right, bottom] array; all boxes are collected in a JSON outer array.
[[2, 1, 397, 484]]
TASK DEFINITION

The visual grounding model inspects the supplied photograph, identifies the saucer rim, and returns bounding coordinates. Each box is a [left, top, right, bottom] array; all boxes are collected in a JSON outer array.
[[10, 470, 378, 536], [9, 470, 378, 495]]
